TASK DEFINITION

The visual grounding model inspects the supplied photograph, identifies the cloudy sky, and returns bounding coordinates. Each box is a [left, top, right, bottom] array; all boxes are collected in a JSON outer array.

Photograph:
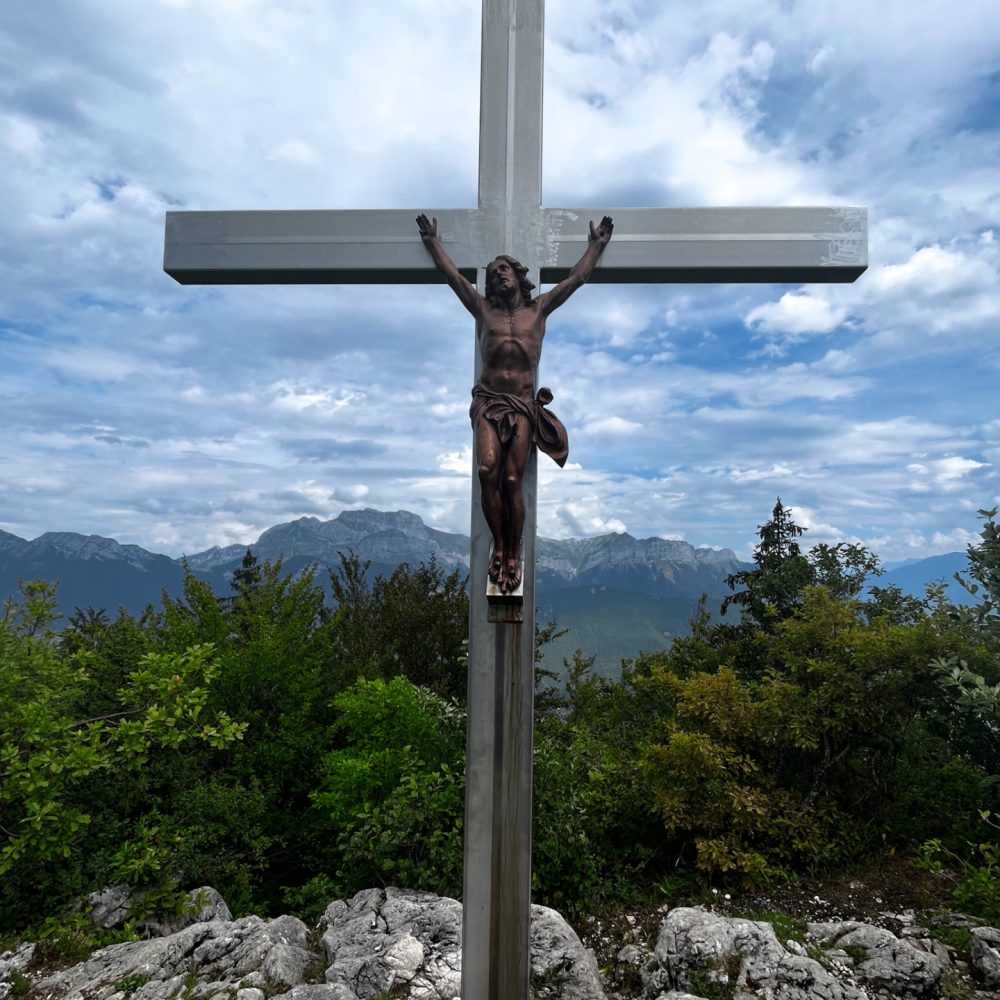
[[1, 0, 998, 561]]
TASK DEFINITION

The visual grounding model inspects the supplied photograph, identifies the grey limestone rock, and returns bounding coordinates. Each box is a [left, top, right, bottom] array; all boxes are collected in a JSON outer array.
[[0, 942, 37, 1000], [33, 913, 316, 1000], [969, 925, 1000, 988], [271, 986, 356, 1000], [646, 907, 865, 1000], [18, 887, 604, 1000], [530, 904, 604, 1000], [142, 888, 235, 938], [87, 885, 138, 930], [317, 887, 604, 1000], [318, 887, 462, 999], [653, 993, 710, 1000], [908, 938, 952, 967], [807, 920, 942, 998], [617, 942, 649, 975], [234, 988, 265, 1000], [929, 912, 983, 931], [85, 885, 233, 937]]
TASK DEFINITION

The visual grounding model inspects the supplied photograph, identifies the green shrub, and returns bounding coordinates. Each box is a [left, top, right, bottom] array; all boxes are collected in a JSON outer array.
[[0, 608, 245, 931], [312, 677, 465, 896]]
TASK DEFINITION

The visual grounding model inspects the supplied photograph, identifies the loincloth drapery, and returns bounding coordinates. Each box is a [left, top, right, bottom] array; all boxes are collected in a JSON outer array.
[[469, 383, 569, 467]]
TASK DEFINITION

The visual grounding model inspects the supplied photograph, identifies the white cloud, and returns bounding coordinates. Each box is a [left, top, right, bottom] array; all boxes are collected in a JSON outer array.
[[268, 382, 359, 417], [582, 415, 643, 436], [745, 292, 848, 338], [863, 244, 1000, 333], [438, 447, 472, 475], [727, 463, 796, 483], [552, 501, 628, 538], [906, 456, 991, 492], [931, 528, 979, 550], [267, 140, 321, 167]]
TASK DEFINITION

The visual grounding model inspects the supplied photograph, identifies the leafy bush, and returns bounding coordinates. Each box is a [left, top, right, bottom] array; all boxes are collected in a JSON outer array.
[[531, 655, 665, 915], [642, 578, 990, 885], [329, 553, 469, 700], [920, 812, 1000, 923], [0, 582, 245, 929], [4, 500, 1000, 934], [645, 665, 847, 883], [312, 677, 465, 897]]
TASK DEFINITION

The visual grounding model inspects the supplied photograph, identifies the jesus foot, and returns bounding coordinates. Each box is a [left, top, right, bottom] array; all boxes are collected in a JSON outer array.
[[489, 549, 504, 584], [503, 555, 522, 593]]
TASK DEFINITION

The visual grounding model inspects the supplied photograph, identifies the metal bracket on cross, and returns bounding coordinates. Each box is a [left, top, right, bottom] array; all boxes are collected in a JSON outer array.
[[487, 561, 525, 623]]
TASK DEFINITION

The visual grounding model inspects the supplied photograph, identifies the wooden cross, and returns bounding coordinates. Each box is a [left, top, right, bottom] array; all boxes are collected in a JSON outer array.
[[163, 1, 866, 996]]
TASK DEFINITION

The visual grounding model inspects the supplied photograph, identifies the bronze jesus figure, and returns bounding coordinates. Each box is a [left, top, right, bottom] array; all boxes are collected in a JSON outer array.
[[417, 213, 614, 594]]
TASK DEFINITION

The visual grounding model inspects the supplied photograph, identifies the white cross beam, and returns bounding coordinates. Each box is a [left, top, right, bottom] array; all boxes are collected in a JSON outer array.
[[163, 2, 866, 998], [165, 203, 866, 285]]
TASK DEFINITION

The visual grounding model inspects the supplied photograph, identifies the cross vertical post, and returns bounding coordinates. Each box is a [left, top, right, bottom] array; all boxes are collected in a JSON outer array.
[[463, 5, 543, 996]]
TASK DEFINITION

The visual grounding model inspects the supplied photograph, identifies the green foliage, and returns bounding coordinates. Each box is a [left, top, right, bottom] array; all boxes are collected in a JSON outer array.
[[531, 655, 665, 915], [33, 913, 106, 966], [881, 719, 990, 847], [149, 557, 344, 911], [932, 657, 1000, 721], [739, 910, 808, 946], [842, 943, 869, 965], [32, 910, 141, 966], [282, 874, 339, 923], [809, 542, 882, 602], [116, 974, 153, 994], [3, 499, 999, 937], [2, 579, 62, 636], [724, 498, 813, 627], [928, 925, 972, 953], [329, 553, 468, 700], [642, 572, 990, 885], [312, 677, 465, 897], [645, 664, 845, 884], [7, 970, 30, 997], [0, 600, 245, 926], [686, 962, 738, 1000], [724, 498, 885, 633], [920, 812, 1000, 923], [0, 552, 476, 933], [954, 507, 1000, 646]]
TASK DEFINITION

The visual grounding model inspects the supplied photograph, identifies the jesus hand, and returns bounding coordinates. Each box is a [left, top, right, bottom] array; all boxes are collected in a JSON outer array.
[[589, 216, 614, 246], [416, 213, 438, 241]]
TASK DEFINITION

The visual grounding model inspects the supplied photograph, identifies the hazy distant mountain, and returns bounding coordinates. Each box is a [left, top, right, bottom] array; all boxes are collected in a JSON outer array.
[[539, 532, 738, 598], [184, 510, 469, 591], [0, 510, 977, 674], [878, 551, 974, 604], [0, 529, 192, 620]]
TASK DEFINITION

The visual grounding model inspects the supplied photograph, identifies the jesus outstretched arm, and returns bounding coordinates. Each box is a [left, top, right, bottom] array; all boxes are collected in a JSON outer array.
[[536, 215, 614, 316], [416, 213, 482, 318]]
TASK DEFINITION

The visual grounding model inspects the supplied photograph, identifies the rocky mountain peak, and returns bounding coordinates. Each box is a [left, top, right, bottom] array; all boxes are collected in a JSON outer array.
[[0, 529, 29, 556], [30, 532, 161, 571], [334, 508, 430, 536]]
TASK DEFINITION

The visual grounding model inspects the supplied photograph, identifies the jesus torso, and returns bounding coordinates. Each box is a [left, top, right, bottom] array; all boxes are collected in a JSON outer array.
[[477, 301, 546, 399]]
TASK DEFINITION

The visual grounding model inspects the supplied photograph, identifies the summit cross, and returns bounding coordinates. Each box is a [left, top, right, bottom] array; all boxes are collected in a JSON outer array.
[[163, 1, 867, 997]]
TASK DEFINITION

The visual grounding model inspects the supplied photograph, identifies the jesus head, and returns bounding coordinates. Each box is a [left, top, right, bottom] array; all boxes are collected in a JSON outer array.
[[485, 255, 535, 307]]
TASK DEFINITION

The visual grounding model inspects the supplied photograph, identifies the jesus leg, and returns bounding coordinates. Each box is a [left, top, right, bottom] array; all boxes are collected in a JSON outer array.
[[500, 416, 532, 593], [475, 419, 505, 584]]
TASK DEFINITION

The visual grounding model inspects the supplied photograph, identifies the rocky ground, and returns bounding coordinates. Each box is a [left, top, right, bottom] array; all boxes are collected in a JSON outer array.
[[1, 861, 998, 1000], [579, 858, 999, 998]]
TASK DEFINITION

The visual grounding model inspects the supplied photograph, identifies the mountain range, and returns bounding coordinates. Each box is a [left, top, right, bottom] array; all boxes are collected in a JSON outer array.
[[0, 510, 974, 675]]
